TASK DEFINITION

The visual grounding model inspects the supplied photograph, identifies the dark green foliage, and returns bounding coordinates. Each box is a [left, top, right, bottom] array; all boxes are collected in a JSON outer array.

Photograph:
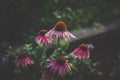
[[3, 0, 119, 45]]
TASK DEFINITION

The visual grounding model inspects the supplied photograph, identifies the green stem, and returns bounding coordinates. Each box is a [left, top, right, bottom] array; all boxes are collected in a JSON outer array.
[[56, 37, 60, 52], [42, 46, 46, 59], [41, 46, 47, 65], [54, 37, 60, 56], [39, 46, 47, 72], [75, 59, 80, 80]]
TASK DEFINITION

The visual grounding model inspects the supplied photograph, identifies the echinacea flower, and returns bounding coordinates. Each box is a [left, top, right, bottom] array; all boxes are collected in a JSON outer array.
[[36, 29, 52, 45], [16, 52, 34, 67], [45, 21, 76, 41], [42, 67, 58, 80], [47, 56, 71, 76], [72, 44, 93, 59]]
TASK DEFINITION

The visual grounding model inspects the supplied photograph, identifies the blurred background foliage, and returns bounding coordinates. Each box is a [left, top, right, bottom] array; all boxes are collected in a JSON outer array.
[[1, 0, 120, 45], [0, 1, 120, 79]]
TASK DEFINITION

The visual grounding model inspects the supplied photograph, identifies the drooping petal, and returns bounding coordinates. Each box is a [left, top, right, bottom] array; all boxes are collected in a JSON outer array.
[[16, 56, 33, 67], [72, 45, 90, 59], [45, 21, 76, 41], [47, 56, 71, 76]]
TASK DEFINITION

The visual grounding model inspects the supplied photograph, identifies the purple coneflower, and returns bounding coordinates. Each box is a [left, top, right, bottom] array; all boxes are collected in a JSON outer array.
[[47, 56, 71, 76], [72, 44, 92, 59], [45, 21, 76, 41], [42, 67, 58, 80], [16, 52, 34, 67], [36, 29, 52, 45]]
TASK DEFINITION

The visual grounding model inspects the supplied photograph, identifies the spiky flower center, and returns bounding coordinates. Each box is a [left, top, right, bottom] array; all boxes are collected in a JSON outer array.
[[79, 44, 88, 51], [39, 30, 48, 35], [18, 52, 28, 58], [54, 21, 67, 32], [56, 56, 66, 65]]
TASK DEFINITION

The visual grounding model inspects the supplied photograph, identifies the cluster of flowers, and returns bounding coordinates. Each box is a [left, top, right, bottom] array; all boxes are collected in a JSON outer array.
[[2, 21, 93, 80], [36, 21, 93, 79]]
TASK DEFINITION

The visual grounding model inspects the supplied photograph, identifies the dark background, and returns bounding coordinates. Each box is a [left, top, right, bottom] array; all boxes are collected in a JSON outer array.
[[0, 1, 120, 80], [0, 0, 120, 45]]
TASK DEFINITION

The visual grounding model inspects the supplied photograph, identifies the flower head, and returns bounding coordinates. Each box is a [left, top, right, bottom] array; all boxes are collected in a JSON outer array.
[[16, 52, 34, 67], [42, 67, 58, 80], [36, 29, 52, 45], [72, 44, 91, 59], [45, 21, 76, 41], [47, 56, 71, 76]]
